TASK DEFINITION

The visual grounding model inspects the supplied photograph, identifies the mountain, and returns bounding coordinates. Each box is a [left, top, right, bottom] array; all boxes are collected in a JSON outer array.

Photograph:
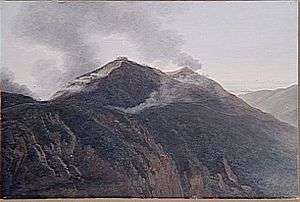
[[239, 85, 297, 127], [1, 58, 297, 198]]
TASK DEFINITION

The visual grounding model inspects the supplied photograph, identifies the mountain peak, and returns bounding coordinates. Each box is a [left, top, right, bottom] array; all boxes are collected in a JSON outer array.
[[167, 67, 197, 77], [70, 57, 138, 85], [51, 57, 163, 101], [179, 67, 195, 74], [115, 56, 129, 62]]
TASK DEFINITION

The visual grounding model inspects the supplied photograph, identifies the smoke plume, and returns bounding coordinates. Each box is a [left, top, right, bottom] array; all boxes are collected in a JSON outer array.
[[0, 68, 33, 96], [15, 2, 201, 69], [9, 2, 202, 98]]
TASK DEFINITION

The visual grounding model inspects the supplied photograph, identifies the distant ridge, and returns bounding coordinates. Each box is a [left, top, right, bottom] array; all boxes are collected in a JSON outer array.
[[239, 84, 297, 127]]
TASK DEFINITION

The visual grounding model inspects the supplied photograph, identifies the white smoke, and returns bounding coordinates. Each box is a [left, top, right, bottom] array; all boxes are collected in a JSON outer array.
[[6, 2, 202, 99]]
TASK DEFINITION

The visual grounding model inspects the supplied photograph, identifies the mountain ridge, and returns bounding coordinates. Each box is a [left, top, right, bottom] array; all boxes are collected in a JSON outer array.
[[239, 84, 297, 127]]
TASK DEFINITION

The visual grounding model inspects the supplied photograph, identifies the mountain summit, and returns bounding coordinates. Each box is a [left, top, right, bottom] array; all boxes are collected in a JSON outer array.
[[2, 58, 297, 198], [52, 58, 162, 99], [168, 67, 197, 76]]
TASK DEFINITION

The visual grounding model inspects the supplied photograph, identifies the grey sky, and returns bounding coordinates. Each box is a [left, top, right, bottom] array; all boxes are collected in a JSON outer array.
[[1, 1, 298, 99]]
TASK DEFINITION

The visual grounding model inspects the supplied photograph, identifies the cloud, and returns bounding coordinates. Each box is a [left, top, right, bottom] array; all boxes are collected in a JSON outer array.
[[14, 2, 102, 82], [0, 68, 33, 96]]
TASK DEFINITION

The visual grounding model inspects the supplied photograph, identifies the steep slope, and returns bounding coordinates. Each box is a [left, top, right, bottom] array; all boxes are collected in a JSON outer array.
[[1, 58, 298, 198], [239, 85, 297, 127], [138, 102, 296, 197], [2, 93, 184, 198]]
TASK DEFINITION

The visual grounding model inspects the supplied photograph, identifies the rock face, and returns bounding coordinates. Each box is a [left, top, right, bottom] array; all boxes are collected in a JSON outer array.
[[239, 85, 297, 127], [1, 59, 298, 198]]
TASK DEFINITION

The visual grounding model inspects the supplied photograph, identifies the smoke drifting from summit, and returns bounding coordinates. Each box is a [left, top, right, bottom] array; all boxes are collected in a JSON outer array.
[[4, 2, 202, 99], [14, 2, 201, 77], [2, 1, 297, 100], [175, 53, 202, 70]]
